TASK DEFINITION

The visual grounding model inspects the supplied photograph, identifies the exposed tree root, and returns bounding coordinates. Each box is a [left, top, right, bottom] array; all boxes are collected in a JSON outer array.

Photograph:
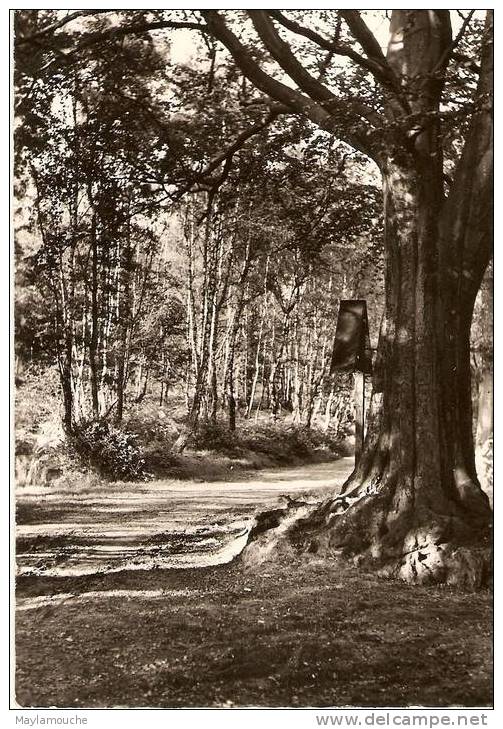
[[241, 477, 492, 590]]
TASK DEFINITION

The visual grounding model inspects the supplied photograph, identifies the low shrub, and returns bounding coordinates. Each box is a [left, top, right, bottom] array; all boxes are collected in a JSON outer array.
[[188, 421, 239, 455], [187, 420, 341, 464], [72, 420, 151, 481]]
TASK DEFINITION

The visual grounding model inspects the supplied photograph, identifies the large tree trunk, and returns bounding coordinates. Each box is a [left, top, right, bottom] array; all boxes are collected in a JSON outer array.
[[243, 11, 493, 588]]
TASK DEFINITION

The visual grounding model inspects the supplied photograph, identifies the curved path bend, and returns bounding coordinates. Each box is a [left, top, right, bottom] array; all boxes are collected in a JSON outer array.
[[16, 458, 354, 580]]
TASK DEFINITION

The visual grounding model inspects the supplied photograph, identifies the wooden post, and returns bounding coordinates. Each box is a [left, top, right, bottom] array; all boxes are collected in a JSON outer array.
[[330, 299, 372, 465], [354, 371, 365, 465]]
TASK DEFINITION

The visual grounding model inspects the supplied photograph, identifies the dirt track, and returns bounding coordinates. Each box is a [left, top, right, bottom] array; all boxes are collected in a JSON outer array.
[[16, 458, 354, 584]]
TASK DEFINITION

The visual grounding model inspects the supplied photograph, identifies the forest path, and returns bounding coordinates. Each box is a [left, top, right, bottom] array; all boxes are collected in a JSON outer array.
[[16, 458, 353, 586]]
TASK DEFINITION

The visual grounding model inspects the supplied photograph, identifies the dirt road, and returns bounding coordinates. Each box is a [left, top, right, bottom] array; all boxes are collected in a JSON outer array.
[[16, 458, 353, 581], [15, 456, 493, 709]]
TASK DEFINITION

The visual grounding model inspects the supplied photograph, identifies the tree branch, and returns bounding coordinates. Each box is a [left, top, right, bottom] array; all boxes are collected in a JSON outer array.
[[450, 52, 481, 75], [249, 12, 334, 106], [201, 11, 328, 118], [201, 10, 378, 160], [139, 105, 289, 210], [268, 10, 396, 89], [18, 16, 209, 57], [191, 106, 287, 192], [21, 8, 382, 161], [77, 19, 209, 43], [435, 10, 476, 74], [250, 11, 382, 128], [16, 10, 111, 46], [340, 11, 387, 65]]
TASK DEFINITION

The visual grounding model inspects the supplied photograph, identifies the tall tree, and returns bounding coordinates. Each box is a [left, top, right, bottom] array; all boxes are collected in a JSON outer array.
[[213, 9, 492, 587]]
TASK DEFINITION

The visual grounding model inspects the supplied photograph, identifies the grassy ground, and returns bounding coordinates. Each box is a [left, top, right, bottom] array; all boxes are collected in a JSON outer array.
[[16, 557, 493, 709]]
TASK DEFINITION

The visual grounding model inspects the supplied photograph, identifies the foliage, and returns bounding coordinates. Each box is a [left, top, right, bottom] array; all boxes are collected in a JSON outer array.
[[189, 420, 342, 462], [72, 420, 151, 481], [14, 21, 384, 439]]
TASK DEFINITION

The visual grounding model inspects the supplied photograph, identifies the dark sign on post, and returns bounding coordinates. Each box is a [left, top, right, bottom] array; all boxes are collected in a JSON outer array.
[[330, 299, 372, 376], [330, 300, 372, 465]]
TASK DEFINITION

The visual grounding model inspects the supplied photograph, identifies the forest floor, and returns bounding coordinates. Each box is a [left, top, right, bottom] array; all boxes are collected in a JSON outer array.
[[15, 460, 493, 709]]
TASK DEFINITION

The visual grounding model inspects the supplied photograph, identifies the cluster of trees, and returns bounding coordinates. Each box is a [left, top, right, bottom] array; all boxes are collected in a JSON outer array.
[[15, 13, 383, 442], [14, 10, 493, 585], [15, 32, 185, 430], [174, 143, 384, 447]]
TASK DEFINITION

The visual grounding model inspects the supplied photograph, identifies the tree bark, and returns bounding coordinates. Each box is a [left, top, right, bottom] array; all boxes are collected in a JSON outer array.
[[88, 213, 101, 419], [475, 362, 493, 506]]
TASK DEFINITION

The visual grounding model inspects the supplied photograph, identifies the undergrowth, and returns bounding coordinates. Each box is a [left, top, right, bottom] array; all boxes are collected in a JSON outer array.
[[188, 420, 345, 462], [16, 366, 347, 485], [72, 421, 151, 482]]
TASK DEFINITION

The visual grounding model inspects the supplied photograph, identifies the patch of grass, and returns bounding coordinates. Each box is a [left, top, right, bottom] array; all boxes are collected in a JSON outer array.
[[15, 558, 492, 708]]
